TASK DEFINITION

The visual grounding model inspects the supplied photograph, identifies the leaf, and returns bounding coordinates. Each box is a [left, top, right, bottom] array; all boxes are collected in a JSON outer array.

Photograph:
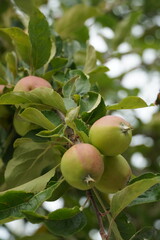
[[0, 91, 40, 105], [0, 88, 67, 113], [30, 88, 67, 113], [45, 207, 87, 237], [80, 92, 106, 124], [55, 4, 100, 40], [14, 167, 57, 193], [115, 213, 135, 240], [13, 0, 35, 15], [28, 8, 52, 69], [84, 44, 97, 74], [129, 183, 160, 206], [0, 183, 58, 224], [106, 96, 148, 110], [19, 107, 56, 130], [0, 27, 32, 65], [62, 70, 91, 98], [5, 141, 61, 188], [130, 226, 158, 240], [5, 51, 17, 78], [110, 176, 160, 219], [50, 57, 68, 70], [112, 11, 141, 49], [22, 211, 45, 223]]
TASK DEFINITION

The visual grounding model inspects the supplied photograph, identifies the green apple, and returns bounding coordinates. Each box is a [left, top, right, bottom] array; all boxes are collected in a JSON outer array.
[[95, 155, 132, 194], [14, 76, 52, 92], [60, 143, 104, 190], [89, 115, 132, 156]]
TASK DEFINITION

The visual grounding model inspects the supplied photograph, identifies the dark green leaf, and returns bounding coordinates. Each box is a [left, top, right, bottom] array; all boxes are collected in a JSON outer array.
[[45, 207, 87, 237], [28, 8, 52, 69], [0, 184, 58, 224], [129, 183, 160, 206], [130, 226, 158, 240], [22, 210, 45, 223], [13, 0, 35, 15], [80, 92, 106, 124], [0, 28, 32, 65]]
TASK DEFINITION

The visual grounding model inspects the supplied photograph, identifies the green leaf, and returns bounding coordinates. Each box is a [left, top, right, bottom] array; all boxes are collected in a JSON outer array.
[[0, 91, 40, 105], [22, 211, 45, 223], [0, 88, 67, 113], [30, 88, 67, 113], [36, 124, 64, 137], [129, 183, 160, 206], [0, 27, 32, 65], [14, 167, 57, 193], [55, 4, 100, 40], [19, 107, 56, 130], [84, 44, 97, 74], [106, 96, 148, 110], [115, 213, 135, 240], [112, 11, 141, 49], [50, 57, 68, 70], [5, 141, 61, 188], [63, 70, 91, 98], [130, 226, 158, 240], [5, 51, 17, 78], [0, 183, 59, 224], [110, 176, 160, 219], [13, 0, 35, 15], [80, 92, 106, 124], [45, 207, 87, 237], [28, 8, 52, 69]]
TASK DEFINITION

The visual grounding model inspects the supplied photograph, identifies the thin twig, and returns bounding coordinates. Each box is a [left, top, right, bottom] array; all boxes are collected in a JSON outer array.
[[87, 190, 109, 240]]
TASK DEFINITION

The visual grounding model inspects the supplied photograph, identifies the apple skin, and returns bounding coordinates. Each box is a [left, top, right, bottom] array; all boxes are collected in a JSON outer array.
[[95, 155, 132, 194], [13, 76, 52, 92], [89, 115, 132, 156], [60, 143, 104, 190]]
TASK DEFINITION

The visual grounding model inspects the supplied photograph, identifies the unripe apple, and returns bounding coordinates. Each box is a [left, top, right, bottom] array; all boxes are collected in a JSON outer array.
[[95, 155, 132, 194], [60, 143, 104, 190], [89, 115, 132, 156], [13, 76, 52, 92]]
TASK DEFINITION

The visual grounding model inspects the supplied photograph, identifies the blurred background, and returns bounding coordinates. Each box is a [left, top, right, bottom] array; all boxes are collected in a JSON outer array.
[[0, 0, 160, 239]]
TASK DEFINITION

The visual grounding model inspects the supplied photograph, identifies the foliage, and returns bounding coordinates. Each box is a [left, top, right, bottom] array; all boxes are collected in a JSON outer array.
[[0, 0, 160, 239]]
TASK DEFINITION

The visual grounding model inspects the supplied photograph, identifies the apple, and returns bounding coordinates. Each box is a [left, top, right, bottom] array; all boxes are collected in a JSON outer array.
[[60, 143, 104, 190], [13, 76, 52, 92], [89, 115, 132, 156], [95, 155, 132, 194]]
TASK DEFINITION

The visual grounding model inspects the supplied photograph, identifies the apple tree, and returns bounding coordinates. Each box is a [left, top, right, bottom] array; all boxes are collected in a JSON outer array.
[[0, 0, 160, 239]]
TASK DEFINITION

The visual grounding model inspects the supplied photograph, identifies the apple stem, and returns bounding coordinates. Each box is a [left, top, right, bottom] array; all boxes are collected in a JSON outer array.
[[120, 123, 132, 133], [87, 190, 109, 240]]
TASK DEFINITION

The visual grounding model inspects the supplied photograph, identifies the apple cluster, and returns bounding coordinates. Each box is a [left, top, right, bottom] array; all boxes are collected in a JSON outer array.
[[13, 76, 132, 194], [61, 115, 133, 194]]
